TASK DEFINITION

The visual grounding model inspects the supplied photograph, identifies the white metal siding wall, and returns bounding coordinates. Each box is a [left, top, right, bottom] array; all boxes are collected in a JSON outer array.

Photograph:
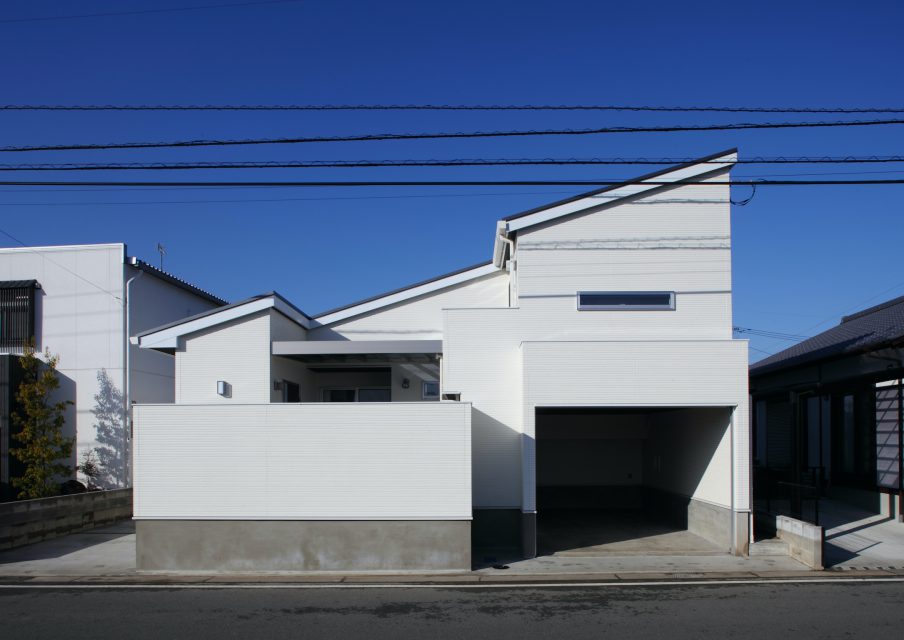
[[128, 267, 222, 405], [133, 402, 472, 520], [310, 271, 509, 341], [175, 311, 271, 404], [443, 308, 523, 508], [270, 311, 307, 342], [514, 176, 733, 340], [0, 244, 125, 481], [521, 340, 750, 512], [644, 408, 733, 507]]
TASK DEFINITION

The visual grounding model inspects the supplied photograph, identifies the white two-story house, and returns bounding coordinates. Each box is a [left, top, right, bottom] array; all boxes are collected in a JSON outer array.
[[0, 244, 225, 499], [133, 150, 750, 573]]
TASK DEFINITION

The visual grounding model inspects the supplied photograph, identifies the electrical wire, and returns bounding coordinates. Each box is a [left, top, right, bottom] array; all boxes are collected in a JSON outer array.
[[733, 326, 810, 341], [0, 227, 122, 302], [3, 157, 904, 171], [3, 119, 904, 153], [1, 179, 903, 187], [730, 182, 758, 206], [0, 190, 589, 206], [3, 104, 904, 113]]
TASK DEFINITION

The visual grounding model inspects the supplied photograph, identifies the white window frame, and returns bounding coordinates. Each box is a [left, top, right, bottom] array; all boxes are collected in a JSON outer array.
[[577, 291, 675, 311]]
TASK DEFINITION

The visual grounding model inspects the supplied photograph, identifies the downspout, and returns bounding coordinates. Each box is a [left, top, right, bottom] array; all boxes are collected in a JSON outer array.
[[730, 408, 736, 554], [123, 261, 144, 486], [898, 378, 903, 521]]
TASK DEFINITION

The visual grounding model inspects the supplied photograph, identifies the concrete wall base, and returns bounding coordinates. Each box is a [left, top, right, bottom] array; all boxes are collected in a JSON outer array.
[[733, 510, 751, 556], [687, 497, 732, 552], [136, 520, 471, 572], [644, 488, 749, 554]]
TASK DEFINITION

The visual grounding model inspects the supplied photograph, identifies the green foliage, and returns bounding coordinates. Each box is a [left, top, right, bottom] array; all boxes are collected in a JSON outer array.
[[11, 341, 74, 499]]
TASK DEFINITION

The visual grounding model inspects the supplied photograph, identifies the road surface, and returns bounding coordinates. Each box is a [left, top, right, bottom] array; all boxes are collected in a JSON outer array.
[[2, 579, 903, 639]]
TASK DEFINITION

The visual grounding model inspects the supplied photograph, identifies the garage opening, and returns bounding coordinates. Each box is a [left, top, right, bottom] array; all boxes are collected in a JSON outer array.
[[536, 406, 734, 556]]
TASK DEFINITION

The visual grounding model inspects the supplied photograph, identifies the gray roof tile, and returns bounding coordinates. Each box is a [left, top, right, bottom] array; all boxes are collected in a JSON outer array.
[[749, 294, 904, 376]]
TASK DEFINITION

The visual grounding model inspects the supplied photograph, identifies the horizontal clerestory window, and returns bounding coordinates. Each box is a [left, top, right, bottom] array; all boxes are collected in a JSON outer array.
[[0, 280, 40, 352], [577, 291, 675, 311]]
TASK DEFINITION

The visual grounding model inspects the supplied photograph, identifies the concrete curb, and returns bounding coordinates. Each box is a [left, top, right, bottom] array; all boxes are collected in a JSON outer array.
[[2, 567, 903, 586]]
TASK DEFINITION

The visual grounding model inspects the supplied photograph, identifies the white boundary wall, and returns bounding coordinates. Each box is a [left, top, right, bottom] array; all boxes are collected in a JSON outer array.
[[133, 402, 471, 520]]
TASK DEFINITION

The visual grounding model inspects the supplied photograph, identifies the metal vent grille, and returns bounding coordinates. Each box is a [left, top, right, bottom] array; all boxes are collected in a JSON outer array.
[[0, 281, 38, 352]]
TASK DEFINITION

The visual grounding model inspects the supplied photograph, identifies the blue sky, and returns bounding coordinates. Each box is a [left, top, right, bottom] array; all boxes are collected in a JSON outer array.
[[1, 0, 903, 361]]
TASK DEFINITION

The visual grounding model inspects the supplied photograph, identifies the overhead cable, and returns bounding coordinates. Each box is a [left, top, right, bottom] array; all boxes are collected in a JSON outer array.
[[0, 179, 903, 188], [3, 119, 904, 153], [3, 103, 904, 113], [3, 156, 904, 171]]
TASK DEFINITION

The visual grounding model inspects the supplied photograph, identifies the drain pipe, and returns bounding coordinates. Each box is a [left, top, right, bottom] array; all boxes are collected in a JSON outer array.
[[123, 261, 144, 485], [730, 408, 736, 554]]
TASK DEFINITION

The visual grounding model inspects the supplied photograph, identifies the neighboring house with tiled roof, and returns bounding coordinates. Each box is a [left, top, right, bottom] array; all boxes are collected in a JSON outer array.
[[0, 244, 226, 499], [749, 296, 904, 520]]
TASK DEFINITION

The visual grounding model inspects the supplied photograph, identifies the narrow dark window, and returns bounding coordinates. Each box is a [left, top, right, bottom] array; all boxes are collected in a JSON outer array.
[[577, 291, 675, 311], [282, 380, 300, 403], [0, 281, 39, 352]]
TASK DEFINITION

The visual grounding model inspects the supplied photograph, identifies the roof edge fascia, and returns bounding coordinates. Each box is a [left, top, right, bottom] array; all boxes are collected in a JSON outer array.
[[137, 294, 311, 351], [499, 150, 737, 239]]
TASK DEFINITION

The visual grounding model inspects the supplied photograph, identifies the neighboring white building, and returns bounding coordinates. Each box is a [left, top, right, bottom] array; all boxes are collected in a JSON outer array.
[[0, 244, 225, 498], [133, 150, 750, 572]]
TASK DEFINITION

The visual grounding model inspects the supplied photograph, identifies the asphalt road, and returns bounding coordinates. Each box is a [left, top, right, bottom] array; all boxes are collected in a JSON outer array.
[[2, 580, 903, 639]]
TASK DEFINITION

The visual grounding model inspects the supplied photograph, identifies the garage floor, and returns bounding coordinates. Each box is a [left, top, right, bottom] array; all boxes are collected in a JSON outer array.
[[538, 509, 724, 556]]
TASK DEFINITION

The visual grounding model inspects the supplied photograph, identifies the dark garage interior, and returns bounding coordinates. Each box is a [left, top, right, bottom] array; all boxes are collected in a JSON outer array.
[[535, 406, 732, 556]]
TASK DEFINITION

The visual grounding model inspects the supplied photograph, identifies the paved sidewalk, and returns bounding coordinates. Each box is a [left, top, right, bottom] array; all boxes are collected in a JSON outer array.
[[0, 521, 136, 577], [1, 521, 902, 585], [820, 500, 904, 569]]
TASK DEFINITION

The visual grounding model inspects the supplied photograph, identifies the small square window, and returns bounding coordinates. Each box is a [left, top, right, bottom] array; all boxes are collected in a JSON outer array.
[[422, 381, 440, 399], [577, 291, 675, 311]]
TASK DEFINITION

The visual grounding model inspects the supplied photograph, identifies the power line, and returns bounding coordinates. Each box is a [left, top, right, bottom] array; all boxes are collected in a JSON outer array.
[[0, 190, 588, 206], [0, 0, 302, 24], [733, 326, 810, 341], [4, 119, 904, 153], [3, 156, 904, 171], [1, 179, 903, 188], [3, 103, 904, 113]]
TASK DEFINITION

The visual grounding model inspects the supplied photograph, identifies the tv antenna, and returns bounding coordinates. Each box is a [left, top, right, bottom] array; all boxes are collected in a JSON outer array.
[[156, 243, 166, 270]]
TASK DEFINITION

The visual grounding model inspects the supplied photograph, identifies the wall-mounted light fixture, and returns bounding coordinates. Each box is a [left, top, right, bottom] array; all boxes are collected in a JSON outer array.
[[217, 380, 232, 398], [401, 378, 410, 389]]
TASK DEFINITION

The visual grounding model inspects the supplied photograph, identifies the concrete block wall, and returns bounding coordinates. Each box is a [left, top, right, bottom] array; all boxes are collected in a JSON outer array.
[[0, 488, 132, 550], [775, 515, 824, 569]]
